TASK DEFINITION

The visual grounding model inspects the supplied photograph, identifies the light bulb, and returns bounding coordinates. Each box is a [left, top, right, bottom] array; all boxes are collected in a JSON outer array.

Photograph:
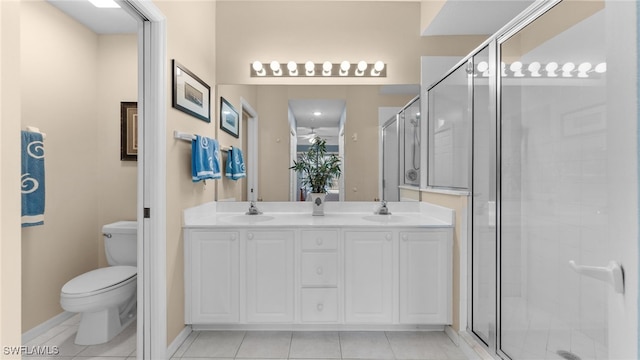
[[578, 62, 592, 78], [562, 62, 575, 77], [477, 61, 489, 73], [545, 62, 558, 77], [252, 61, 265, 76], [270, 61, 280, 72], [528, 62, 541, 77], [322, 61, 332, 75], [510, 61, 524, 77], [340, 61, 350, 71], [595, 62, 607, 73], [305, 61, 315, 75], [287, 61, 297, 74]]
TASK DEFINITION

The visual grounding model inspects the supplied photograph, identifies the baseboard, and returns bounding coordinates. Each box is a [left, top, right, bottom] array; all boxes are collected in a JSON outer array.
[[458, 330, 496, 360], [167, 325, 192, 359], [444, 325, 460, 346], [22, 311, 76, 344]]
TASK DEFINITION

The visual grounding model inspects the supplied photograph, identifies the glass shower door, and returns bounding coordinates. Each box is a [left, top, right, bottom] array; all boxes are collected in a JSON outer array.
[[500, 2, 612, 359], [382, 117, 399, 201]]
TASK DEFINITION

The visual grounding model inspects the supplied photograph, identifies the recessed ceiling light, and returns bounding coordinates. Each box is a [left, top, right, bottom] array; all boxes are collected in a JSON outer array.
[[313, 111, 322, 116], [88, 0, 121, 8]]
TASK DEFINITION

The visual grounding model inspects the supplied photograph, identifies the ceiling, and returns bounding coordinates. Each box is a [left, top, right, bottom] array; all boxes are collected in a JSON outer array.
[[46, 0, 138, 34]]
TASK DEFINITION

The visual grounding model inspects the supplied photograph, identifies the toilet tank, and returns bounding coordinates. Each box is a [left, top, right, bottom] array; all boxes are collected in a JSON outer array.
[[103, 221, 137, 266]]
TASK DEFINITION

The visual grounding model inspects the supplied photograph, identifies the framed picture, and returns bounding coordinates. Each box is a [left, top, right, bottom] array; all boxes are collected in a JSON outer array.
[[172, 60, 211, 122], [220, 97, 239, 138], [120, 102, 138, 161]]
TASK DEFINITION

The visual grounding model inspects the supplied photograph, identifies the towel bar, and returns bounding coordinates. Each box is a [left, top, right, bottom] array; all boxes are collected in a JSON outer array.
[[173, 130, 231, 151]]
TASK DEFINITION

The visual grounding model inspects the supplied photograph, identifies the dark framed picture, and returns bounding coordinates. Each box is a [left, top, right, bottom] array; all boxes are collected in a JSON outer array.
[[120, 102, 138, 161], [220, 97, 239, 138], [172, 60, 211, 122]]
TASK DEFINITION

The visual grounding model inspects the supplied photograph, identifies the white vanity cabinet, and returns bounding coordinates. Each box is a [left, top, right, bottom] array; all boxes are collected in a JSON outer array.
[[246, 230, 295, 323], [399, 230, 452, 324], [344, 230, 394, 323], [184, 220, 453, 328], [184, 230, 239, 324]]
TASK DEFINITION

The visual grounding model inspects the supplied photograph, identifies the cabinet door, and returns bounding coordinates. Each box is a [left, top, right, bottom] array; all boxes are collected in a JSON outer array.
[[246, 230, 295, 323], [399, 230, 452, 324], [344, 231, 393, 323], [187, 230, 239, 324]]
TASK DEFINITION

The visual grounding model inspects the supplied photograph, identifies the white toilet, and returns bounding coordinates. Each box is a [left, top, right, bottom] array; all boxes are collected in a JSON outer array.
[[60, 221, 137, 345]]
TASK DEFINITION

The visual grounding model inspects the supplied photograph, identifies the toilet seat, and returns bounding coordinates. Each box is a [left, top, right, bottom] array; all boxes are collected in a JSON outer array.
[[62, 266, 137, 298]]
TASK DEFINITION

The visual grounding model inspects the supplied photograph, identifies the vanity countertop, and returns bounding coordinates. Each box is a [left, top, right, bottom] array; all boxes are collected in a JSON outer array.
[[183, 201, 454, 228]]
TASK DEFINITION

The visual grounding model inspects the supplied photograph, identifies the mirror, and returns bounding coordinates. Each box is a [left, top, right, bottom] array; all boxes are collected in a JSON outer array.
[[216, 84, 419, 202]]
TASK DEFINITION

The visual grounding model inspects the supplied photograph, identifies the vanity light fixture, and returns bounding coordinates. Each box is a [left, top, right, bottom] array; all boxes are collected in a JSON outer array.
[[577, 62, 591, 78], [252, 61, 266, 76], [545, 62, 559, 77], [595, 62, 607, 74], [340, 61, 351, 76], [287, 61, 298, 76], [528, 62, 542, 77], [371, 61, 385, 76], [88, 0, 120, 8], [250, 60, 386, 77], [510, 61, 524, 77], [561, 62, 575, 77], [322, 61, 333, 76], [270, 61, 282, 76], [305, 61, 315, 76]]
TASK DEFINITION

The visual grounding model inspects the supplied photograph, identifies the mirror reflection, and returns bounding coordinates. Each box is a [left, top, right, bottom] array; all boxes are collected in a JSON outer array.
[[216, 85, 419, 202]]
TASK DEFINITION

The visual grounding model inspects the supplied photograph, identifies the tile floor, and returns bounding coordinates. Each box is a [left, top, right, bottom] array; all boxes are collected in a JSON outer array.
[[23, 314, 136, 360], [172, 330, 470, 360], [24, 315, 470, 360]]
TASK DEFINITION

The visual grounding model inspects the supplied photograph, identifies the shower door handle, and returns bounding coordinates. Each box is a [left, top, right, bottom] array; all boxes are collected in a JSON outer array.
[[569, 260, 624, 294]]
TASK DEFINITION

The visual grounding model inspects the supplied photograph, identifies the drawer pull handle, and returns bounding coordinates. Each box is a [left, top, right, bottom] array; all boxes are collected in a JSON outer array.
[[247, 233, 254, 240], [385, 234, 392, 241], [402, 235, 408, 241], [316, 238, 324, 246], [316, 267, 323, 275], [231, 234, 237, 241], [317, 303, 324, 312]]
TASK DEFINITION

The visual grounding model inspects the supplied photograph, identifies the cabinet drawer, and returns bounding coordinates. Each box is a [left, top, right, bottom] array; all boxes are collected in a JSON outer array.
[[301, 288, 338, 323], [301, 253, 338, 286], [301, 230, 338, 250]]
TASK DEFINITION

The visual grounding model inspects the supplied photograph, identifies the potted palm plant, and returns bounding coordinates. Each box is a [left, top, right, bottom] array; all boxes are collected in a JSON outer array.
[[290, 136, 341, 216]]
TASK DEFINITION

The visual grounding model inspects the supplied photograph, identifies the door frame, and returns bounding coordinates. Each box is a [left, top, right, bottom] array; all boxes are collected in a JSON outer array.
[[242, 97, 259, 202], [121, 1, 167, 358]]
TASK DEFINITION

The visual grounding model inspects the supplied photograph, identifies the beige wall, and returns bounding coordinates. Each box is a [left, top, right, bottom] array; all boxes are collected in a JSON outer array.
[[216, 1, 485, 86], [156, 0, 217, 345], [19, 1, 138, 331], [97, 35, 138, 266], [421, 191, 467, 332], [216, 85, 258, 201], [1, 0, 23, 354], [420, 0, 446, 35]]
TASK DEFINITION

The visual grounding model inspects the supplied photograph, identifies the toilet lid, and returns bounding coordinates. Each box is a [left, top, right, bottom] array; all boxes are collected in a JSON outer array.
[[62, 266, 137, 295]]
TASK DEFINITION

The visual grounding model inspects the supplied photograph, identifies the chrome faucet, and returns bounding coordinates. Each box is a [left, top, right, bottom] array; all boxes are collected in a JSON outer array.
[[246, 201, 263, 215], [375, 201, 391, 215]]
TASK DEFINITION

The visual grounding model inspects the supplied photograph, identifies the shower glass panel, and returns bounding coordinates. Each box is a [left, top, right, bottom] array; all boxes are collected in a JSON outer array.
[[428, 62, 471, 189], [401, 97, 421, 187], [471, 46, 495, 347], [382, 117, 399, 201], [500, 2, 608, 359]]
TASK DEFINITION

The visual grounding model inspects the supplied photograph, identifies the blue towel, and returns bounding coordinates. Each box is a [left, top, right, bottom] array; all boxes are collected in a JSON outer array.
[[21, 131, 45, 227], [225, 146, 246, 181], [192, 135, 221, 182]]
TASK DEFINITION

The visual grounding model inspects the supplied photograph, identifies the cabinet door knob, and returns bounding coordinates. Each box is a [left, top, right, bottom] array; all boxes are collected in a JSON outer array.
[[385, 233, 392, 241], [402, 234, 408, 241], [231, 234, 237, 241], [316, 238, 324, 246], [247, 233, 254, 240], [317, 303, 324, 312], [316, 267, 323, 275]]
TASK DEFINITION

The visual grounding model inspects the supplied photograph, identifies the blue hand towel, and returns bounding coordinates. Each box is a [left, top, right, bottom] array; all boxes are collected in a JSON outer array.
[[192, 135, 222, 182], [225, 146, 246, 181], [21, 131, 45, 227]]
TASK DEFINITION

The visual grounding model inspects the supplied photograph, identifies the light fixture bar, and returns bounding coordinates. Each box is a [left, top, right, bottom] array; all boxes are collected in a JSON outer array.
[[250, 61, 386, 77]]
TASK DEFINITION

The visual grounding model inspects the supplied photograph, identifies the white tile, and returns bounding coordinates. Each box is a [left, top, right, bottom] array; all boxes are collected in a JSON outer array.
[[172, 330, 200, 358], [183, 331, 245, 358], [386, 332, 447, 360], [235, 331, 292, 359], [72, 357, 128, 360], [339, 332, 394, 359], [289, 331, 341, 359], [42, 325, 87, 357], [75, 320, 136, 357]]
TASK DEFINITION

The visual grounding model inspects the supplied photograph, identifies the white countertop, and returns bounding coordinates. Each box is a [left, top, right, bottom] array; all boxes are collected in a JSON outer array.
[[183, 201, 454, 228]]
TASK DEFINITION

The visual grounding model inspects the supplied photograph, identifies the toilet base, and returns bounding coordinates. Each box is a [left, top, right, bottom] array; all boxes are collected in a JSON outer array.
[[74, 299, 136, 345]]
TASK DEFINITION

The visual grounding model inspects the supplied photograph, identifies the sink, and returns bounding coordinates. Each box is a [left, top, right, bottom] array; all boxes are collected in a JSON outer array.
[[361, 215, 412, 223], [218, 214, 275, 224]]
